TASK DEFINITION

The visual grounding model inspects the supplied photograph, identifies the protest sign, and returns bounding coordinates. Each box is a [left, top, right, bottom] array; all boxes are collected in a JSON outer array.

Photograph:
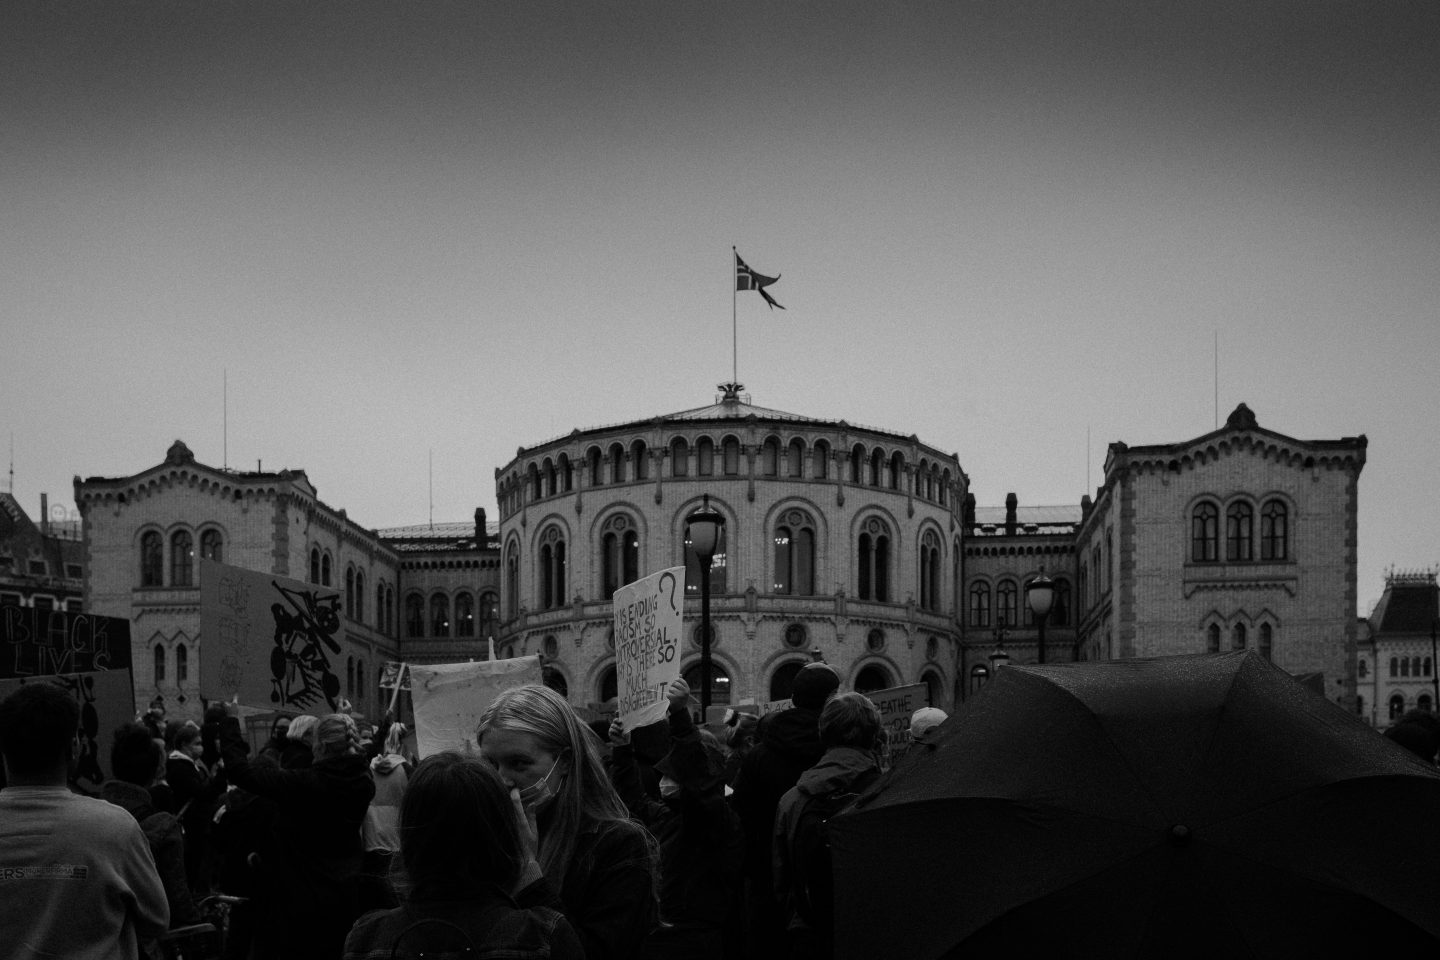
[[199, 559, 345, 714], [865, 682, 929, 762], [409, 656, 542, 758], [0, 605, 135, 790], [613, 566, 685, 731]]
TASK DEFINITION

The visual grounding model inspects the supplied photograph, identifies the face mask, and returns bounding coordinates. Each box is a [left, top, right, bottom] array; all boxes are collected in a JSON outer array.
[[659, 776, 681, 800], [517, 761, 562, 810]]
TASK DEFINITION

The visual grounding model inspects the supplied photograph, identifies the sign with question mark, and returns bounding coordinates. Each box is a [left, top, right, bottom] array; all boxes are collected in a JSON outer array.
[[613, 565, 686, 732]]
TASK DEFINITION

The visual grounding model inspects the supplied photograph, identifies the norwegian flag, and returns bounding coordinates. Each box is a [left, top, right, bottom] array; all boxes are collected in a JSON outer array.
[[735, 249, 785, 310]]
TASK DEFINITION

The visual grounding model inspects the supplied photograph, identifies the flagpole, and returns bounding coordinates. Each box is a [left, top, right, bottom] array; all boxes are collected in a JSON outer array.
[[731, 246, 738, 385]]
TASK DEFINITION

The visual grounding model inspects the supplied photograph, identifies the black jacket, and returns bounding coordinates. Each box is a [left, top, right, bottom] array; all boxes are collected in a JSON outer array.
[[733, 706, 825, 880]]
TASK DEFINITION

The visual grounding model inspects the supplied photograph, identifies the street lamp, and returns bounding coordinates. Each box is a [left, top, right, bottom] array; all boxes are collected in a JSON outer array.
[[686, 495, 725, 715], [1026, 570, 1055, 664], [989, 614, 1011, 672], [1431, 619, 1438, 710]]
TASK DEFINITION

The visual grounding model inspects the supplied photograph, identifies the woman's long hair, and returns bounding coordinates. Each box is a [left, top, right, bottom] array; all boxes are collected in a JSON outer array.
[[398, 753, 524, 899], [478, 684, 655, 883]]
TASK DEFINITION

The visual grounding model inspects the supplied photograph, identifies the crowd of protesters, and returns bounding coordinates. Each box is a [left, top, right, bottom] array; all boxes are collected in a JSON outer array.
[[13, 655, 1432, 959]]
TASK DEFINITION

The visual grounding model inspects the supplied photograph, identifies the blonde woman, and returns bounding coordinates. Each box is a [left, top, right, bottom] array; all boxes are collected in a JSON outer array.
[[478, 684, 658, 960]]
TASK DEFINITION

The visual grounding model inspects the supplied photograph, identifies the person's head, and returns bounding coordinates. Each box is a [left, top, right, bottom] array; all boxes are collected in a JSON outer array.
[[313, 713, 361, 761], [202, 703, 227, 727], [0, 682, 79, 784], [656, 729, 728, 799], [173, 723, 203, 759], [818, 692, 882, 751], [270, 715, 292, 742], [111, 722, 164, 786], [725, 711, 759, 753], [399, 753, 525, 898], [478, 684, 632, 872], [909, 707, 948, 742], [383, 722, 409, 758], [287, 714, 318, 744], [1385, 719, 1440, 764], [791, 662, 841, 711]]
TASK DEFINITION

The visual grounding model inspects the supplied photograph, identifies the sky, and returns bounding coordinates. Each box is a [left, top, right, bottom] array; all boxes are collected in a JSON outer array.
[[3, 0, 1437, 615]]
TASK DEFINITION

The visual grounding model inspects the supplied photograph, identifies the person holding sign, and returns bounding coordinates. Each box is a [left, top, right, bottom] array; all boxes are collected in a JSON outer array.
[[608, 677, 744, 960], [478, 683, 659, 960]]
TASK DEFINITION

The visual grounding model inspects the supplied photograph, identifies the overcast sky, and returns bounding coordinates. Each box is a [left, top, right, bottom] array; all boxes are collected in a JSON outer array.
[[4, 1, 1437, 615]]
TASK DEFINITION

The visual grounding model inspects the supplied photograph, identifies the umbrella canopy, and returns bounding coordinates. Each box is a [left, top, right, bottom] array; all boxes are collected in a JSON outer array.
[[830, 651, 1440, 959]]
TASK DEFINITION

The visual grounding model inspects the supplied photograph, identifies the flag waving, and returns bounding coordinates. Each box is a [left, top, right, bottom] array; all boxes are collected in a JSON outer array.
[[735, 248, 785, 310]]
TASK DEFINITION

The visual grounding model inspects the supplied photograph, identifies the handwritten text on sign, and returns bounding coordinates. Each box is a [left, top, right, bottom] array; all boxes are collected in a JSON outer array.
[[1, 606, 131, 679], [613, 566, 685, 731]]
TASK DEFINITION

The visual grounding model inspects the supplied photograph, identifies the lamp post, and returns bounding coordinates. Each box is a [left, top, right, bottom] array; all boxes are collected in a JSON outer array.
[[685, 495, 725, 715], [1431, 619, 1438, 710], [1026, 570, 1055, 664]]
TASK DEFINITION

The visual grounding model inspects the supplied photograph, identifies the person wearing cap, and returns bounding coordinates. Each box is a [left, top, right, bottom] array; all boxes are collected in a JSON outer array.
[[732, 661, 840, 960], [609, 677, 743, 960], [889, 706, 949, 770]]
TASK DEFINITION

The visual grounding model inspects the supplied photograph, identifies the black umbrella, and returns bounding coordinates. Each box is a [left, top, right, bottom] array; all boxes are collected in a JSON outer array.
[[830, 651, 1440, 959]]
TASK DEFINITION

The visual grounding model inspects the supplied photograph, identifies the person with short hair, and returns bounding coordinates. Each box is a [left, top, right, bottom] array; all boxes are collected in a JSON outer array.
[[0, 683, 169, 959], [479, 683, 659, 960], [220, 705, 376, 960], [772, 692, 884, 960], [343, 753, 585, 960]]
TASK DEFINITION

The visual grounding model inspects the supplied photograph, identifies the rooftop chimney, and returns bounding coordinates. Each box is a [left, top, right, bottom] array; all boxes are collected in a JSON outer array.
[[475, 507, 487, 547], [40, 493, 49, 535], [1005, 493, 1017, 536]]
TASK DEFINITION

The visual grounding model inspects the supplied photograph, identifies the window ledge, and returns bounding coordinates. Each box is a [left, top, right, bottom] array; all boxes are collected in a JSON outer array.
[[1182, 563, 1298, 598]]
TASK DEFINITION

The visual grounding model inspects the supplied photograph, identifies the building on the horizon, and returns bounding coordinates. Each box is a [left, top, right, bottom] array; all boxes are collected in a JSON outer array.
[[1355, 570, 1439, 727], [69, 394, 1371, 721], [0, 491, 84, 614]]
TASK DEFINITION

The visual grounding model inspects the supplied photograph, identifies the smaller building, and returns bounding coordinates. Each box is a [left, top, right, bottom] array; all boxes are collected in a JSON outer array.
[[1356, 570, 1439, 727], [0, 491, 84, 614]]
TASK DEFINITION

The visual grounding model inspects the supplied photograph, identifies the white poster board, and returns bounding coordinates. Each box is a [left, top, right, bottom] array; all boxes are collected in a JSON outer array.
[[409, 656, 542, 758], [613, 566, 685, 731], [866, 682, 929, 763]]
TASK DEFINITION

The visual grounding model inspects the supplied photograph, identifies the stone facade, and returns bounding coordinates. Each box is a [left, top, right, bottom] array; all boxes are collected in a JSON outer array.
[[1072, 404, 1366, 710], [1355, 571, 1439, 727]]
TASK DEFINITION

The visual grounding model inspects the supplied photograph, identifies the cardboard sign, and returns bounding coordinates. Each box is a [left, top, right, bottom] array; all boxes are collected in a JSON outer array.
[[865, 682, 929, 762], [199, 559, 345, 715], [0, 606, 136, 791], [409, 656, 542, 758], [613, 566, 685, 731]]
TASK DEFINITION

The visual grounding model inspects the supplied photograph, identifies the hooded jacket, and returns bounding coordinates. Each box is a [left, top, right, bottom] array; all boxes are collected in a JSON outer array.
[[362, 753, 409, 853], [100, 779, 202, 927], [733, 706, 825, 879]]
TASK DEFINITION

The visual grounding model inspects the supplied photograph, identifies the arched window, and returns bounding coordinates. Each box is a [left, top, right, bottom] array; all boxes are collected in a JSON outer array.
[[1207, 623, 1221, 653], [355, 570, 365, 623], [969, 663, 990, 695], [601, 518, 639, 600], [761, 437, 780, 476], [609, 443, 626, 483], [769, 660, 806, 703], [141, 531, 163, 587], [171, 530, 194, 587], [587, 448, 604, 486], [1051, 579, 1071, 627], [1390, 657, 1398, 677], [310, 547, 321, 584], [405, 594, 424, 638], [857, 518, 891, 602], [855, 664, 893, 694], [478, 592, 499, 639], [787, 438, 805, 478], [559, 454, 573, 493], [377, 582, 386, 634], [431, 593, 450, 637], [1192, 502, 1219, 562], [539, 528, 567, 610], [386, 585, 395, 635], [632, 440, 649, 481], [529, 463, 541, 501], [722, 437, 741, 476], [1226, 501, 1254, 561], [919, 531, 941, 611], [543, 459, 556, 498], [922, 669, 943, 709], [1261, 500, 1288, 561], [1258, 622, 1273, 661], [682, 662, 731, 707], [1358, 658, 1368, 678], [849, 444, 864, 483], [697, 437, 715, 476], [995, 580, 1018, 630], [199, 529, 223, 564], [889, 452, 904, 490], [969, 581, 991, 628], [772, 510, 816, 596], [813, 440, 829, 480], [174, 643, 187, 684], [154, 643, 166, 683], [345, 566, 356, 618], [506, 543, 520, 619], [869, 449, 883, 487], [1389, 694, 1405, 721], [1426, 657, 1434, 678], [455, 592, 475, 636], [671, 437, 689, 477], [1232, 622, 1247, 650], [321, 552, 332, 587], [1414, 656, 1423, 676], [684, 510, 727, 596], [1401, 657, 1411, 678]]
